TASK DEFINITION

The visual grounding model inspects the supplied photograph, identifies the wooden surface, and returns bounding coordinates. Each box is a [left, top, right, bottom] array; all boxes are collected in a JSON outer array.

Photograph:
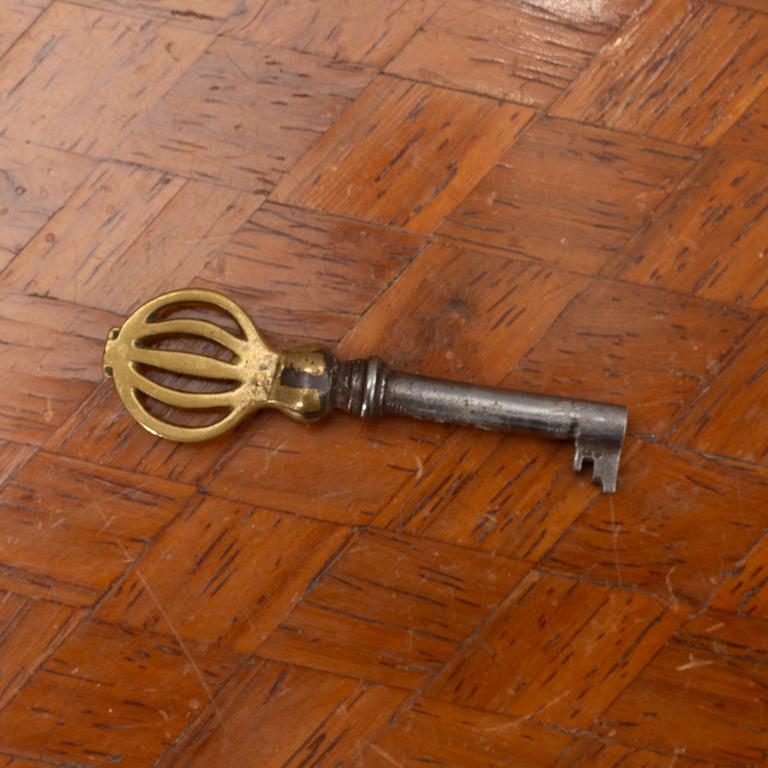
[[0, 0, 767, 765]]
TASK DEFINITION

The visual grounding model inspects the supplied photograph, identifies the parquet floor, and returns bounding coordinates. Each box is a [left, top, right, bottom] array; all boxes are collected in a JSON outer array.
[[1, 0, 767, 765]]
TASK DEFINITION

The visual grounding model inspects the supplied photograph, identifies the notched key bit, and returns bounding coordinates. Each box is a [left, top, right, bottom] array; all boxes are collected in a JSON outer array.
[[103, 289, 628, 492]]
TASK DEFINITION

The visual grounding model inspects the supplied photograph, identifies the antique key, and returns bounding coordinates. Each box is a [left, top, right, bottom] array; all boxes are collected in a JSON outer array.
[[103, 289, 628, 492]]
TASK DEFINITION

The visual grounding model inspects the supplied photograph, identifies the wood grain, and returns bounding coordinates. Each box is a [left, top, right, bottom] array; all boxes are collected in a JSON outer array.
[[711, 534, 768, 618], [4, 163, 186, 308], [113, 37, 375, 192], [96, 495, 349, 650], [0, 593, 81, 709], [0, 452, 192, 604], [721, 87, 768, 157], [0, 138, 95, 261], [672, 316, 768, 463], [207, 409, 445, 525], [375, 429, 599, 561], [240, 0, 442, 67], [509, 280, 754, 434], [542, 440, 768, 602], [47, 381, 239, 485], [0, 754, 52, 768], [554, 0, 768, 147], [166, 658, 409, 767], [613, 153, 768, 308], [0, 293, 121, 444], [274, 76, 534, 231], [258, 530, 529, 688], [429, 570, 688, 728], [199, 202, 424, 343], [596, 610, 768, 765], [0, 620, 239, 767], [338, 241, 589, 380], [362, 698, 573, 767], [438, 118, 698, 273], [0, 1, 47, 59], [0, 3, 211, 155], [387, 0, 631, 107], [551, 738, 717, 768], [78, 0, 247, 30], [0, 0, 767, 763]]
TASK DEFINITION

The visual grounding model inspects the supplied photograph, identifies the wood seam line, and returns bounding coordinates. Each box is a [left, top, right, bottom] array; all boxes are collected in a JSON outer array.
[[0, 491, 213, 718], [664, 312, 763, 437], [0, 445, 40, 492], [374, 0, 445, 70], [156, 531, 371, 767], [594, 148, 711, 280], [541, 0, 659, 119], [48, 0, 235, 35], [7, 165, 761, 324], [0, 0, 57, 70], [0, 747, 83, 768]]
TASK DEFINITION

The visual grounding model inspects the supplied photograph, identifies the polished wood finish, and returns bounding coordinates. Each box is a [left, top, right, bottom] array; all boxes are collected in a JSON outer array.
[[1, 0, 767, 765]]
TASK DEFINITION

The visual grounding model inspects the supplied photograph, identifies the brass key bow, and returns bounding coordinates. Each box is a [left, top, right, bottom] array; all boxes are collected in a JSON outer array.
[[103, 288, 628, 492]]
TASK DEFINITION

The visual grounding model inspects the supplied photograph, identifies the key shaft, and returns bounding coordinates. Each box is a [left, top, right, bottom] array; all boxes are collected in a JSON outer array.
[[334, 358, 627, 493]]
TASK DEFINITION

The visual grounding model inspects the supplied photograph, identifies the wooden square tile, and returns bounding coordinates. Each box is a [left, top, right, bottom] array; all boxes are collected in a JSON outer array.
[[208, 409, 444, 526], [0, 293, 121, 445], [338, 241, 589, 381], [712, 535, 768, 617], [0, 249, 13, 273], [614, 154, 768, 309], [82, 181, 264, 315], [257, 530, 529, 688], [542, 441, 768, 603], [595, 610, 768, 765], [553, 0, 768, 147], [509, 280, 753, 434], [273, 76, 534, 231], [672, 317, 768, 463], [429, 571, 687, 728], [0, 442, 34, 489], [0, 620, 239, 768], [199, 202, 424, 343], [387, 0, 631, 107], [0, 3, 211, 155], [362, 698, 572, 768], [114, 37, 374, 192], [240, 0, 441, 67], [3, 163, 185, 308], [0, 1, 47, 58], [0, 452, 193, 605], [0, 593, 81, 709], [96, 495, 350, 651], [166, 659, 408, 767], [438, 118, 698, 273], [188, 277, 367, 348], [0, 138, 95, 257], [720, 88, 768, 158], [375, 430, 599, 561]]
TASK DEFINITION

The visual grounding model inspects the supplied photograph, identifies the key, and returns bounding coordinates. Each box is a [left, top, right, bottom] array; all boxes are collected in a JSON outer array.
[[103, 288, 628, 492]]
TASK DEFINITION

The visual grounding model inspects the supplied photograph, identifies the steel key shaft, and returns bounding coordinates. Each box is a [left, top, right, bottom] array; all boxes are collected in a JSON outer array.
[[103, 289, 628, 493], [335, 358, 627, 493]]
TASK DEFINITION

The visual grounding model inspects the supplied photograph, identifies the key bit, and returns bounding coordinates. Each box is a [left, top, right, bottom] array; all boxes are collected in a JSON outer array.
[[103, 288, 628, 492]]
